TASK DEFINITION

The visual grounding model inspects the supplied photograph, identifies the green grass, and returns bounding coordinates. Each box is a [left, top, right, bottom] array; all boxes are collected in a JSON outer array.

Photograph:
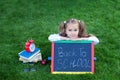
[[0, 0, 120, 80]]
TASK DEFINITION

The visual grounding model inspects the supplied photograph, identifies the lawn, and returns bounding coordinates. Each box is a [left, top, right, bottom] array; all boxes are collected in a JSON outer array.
[[0, 0, 120, 80]]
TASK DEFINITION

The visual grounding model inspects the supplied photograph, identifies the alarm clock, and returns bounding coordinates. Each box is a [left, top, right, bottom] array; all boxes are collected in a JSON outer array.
[[25, 39, 35, 52]]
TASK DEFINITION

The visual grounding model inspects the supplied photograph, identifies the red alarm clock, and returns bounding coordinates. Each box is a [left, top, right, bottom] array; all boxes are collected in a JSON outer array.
[[25, 39, 35, 52]]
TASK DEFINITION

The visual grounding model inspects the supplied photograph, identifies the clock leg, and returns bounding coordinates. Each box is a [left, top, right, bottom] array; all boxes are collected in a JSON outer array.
[[22, 62, 30, 72], [29, 62, 37, 72]]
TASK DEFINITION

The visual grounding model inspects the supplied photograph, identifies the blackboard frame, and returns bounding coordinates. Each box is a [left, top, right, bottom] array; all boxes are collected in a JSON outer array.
[[51, 40, 94, 74]]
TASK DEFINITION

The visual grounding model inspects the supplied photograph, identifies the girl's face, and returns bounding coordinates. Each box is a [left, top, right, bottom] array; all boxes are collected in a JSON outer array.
[[66, 23, 79, 39]]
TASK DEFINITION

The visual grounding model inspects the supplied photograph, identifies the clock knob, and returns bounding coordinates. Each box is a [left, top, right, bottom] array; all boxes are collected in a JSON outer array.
[[29, 39, 34, 43]]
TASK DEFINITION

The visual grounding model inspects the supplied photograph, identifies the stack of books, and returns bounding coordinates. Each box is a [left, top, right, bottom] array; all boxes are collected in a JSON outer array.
[[18, 48, 42, 63]]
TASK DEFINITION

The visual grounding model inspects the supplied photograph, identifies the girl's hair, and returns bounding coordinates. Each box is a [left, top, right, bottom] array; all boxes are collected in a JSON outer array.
[[59, 18, 91, 38]]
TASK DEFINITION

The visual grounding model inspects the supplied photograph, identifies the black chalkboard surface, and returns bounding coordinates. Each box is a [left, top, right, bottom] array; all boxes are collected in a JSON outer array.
[[51, 40, 94, 74]]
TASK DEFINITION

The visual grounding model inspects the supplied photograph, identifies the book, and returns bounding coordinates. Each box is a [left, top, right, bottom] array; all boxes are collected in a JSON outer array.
[[19, 48, 40, 60], [19, 53, 42, 63]]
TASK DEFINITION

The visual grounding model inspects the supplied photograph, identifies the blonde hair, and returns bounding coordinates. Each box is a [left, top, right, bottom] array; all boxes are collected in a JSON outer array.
[[59, 18, 91, 38]]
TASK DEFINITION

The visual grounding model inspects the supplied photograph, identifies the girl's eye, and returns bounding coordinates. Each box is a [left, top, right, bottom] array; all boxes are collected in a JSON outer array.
[[74, 29, 78, 31], [68, 29, 72, 31]]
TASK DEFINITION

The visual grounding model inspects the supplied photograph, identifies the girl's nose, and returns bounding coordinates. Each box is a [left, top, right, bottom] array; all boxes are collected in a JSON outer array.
[[71, 31, 75, 34]]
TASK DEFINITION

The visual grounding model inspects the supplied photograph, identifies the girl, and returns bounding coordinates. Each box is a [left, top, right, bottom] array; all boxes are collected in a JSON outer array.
[[48, 18, 99, 45]]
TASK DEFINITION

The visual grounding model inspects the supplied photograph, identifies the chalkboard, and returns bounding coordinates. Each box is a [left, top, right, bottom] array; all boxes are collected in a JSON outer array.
[[51, 40, 94, 74]]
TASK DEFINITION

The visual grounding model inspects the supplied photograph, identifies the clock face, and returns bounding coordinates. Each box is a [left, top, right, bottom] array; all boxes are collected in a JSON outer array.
[[29, 43, 35, 52]]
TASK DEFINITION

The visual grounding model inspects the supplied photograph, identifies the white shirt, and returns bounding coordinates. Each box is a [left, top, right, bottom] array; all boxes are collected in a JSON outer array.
[[48, 34, 99, 45]]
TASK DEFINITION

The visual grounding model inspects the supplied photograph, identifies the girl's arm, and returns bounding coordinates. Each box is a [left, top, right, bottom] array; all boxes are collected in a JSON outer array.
[[76, 36, 99, 45], [87, 36, 99, 45], [48, 34, 99, 45], [70, 35, 99, 45], [48, 34, 69, 41], [48, 34, 60, 41]]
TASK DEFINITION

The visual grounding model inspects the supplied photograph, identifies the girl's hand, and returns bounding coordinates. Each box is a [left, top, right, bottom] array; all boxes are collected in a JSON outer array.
[[60, 37, 88, 41], [78, 38, 88, 40], [70, 38, 88, 41], [60, 37, 70, 40]]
